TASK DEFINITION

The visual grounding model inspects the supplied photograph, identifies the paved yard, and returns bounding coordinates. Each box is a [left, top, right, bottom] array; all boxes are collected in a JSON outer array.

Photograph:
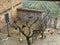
[[0, 29, 60, 45], [32, 29, 60, 45]]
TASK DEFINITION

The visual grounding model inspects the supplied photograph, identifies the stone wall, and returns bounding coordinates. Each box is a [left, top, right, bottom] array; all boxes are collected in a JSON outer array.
[[0, 0, 22, 29]]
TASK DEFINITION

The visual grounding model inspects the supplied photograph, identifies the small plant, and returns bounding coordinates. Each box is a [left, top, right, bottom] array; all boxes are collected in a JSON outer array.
[[12, 17, 39, 45]]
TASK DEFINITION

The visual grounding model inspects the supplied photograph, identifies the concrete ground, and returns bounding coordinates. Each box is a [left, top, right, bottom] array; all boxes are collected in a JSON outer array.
[[32, 30, 60, 45], [0, 29, 60, 45]]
